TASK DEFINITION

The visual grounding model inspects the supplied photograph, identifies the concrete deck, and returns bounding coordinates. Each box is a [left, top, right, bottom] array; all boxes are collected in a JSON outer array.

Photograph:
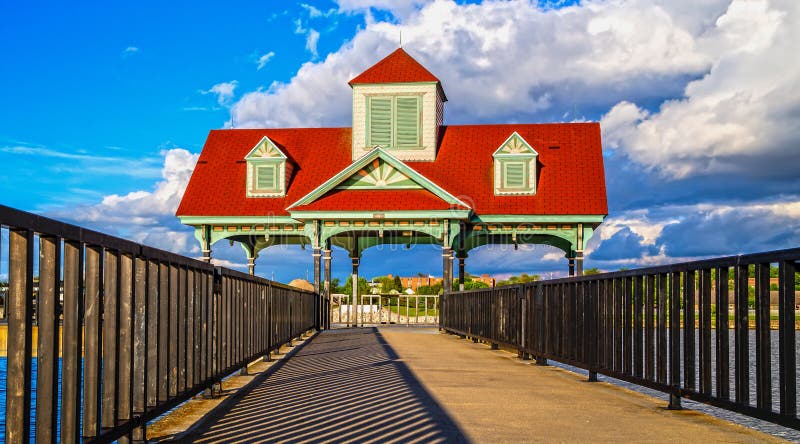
[[185, 327, 782, 443]]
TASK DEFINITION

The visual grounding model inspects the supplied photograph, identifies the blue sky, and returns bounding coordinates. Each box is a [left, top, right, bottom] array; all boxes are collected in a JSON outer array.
[[2, 0, 799, 283]]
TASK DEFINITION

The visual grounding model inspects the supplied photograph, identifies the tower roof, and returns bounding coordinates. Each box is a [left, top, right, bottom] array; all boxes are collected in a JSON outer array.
[[349, 48, 440, 85]]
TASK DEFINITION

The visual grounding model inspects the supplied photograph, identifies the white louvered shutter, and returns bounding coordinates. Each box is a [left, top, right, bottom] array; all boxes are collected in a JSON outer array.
[[369, 97, 393, 147], [504, 162, 526, 189], [395, 96, 420, 147]]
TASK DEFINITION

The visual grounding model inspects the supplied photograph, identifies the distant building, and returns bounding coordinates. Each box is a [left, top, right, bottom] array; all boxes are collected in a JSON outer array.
[[396, 273, 494, 291], [399, 275, 443, 292]]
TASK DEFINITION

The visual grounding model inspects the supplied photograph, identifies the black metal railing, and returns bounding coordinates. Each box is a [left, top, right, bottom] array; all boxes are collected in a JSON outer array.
[[0, 204, 319, 443], [441, 248, 800, 430]]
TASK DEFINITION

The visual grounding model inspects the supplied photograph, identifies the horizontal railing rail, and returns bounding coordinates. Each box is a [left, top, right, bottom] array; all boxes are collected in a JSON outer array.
[[0, 204, 320, 443], [441, 247, 800, 430]]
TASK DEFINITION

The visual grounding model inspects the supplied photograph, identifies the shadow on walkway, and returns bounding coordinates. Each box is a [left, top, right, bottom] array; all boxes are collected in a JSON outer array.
[[189, 328, 468, 443]]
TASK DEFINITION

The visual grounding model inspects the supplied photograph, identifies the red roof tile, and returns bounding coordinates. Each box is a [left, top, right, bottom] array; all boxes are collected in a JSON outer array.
[[176, 124, 608, 218], [349, 48, 440, 85]]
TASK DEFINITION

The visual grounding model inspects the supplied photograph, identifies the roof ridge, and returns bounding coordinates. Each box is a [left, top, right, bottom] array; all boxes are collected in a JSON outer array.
[[349, 48, 440, 85]]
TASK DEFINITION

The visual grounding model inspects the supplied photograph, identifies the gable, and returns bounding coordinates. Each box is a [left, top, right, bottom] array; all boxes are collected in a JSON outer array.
[[288, 147, 469, 209], [492, 132, 538, 157], [245, 136, 288, 160], [339, 158, 422, 189]]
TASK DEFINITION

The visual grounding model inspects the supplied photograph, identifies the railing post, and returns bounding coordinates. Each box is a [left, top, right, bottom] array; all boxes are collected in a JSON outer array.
[[61, 240, 84, 444], [37, 234, 61, 442], [778, 260, 797, 417], [668, 271, 682, 410], [535, 282, 548, 366], [587, 280, 598, 382], [6, 228, 34, 443]]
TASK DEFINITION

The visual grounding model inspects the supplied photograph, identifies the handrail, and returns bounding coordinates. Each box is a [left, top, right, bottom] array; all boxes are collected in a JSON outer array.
[[0, 204, 321, 443], [441, 247, 800, 430]]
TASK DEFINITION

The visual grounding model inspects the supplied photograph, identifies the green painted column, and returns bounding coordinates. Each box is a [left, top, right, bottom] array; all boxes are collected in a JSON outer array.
[[569, 258, 575, 277], [313, 248, 321, 329], [247, 256, 255, 275], [323, 243, 332, 329], [457, 251, 467, 291], [442, 247, 453, 294], [201, 225, 212, 263], [576, 223, 585, 276], [351, 256, 360, 327]]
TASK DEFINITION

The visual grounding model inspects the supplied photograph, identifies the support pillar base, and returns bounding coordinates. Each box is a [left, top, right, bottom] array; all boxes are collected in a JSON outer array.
[[668, 393, 682, 410]]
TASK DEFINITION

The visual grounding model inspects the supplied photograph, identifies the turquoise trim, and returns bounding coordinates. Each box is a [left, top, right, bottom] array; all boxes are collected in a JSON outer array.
[[289, 210, 471, 219], [179, 216, 300, 224], [470, 215, 605, 223], [464, 232, 573, 256], [286, 147, 470, 209], [492, 132, 539, 156], [244, 136, 288, 160]]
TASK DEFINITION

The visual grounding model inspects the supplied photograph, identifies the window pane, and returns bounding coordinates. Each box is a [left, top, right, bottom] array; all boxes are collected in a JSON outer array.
[[256, 165, 276, 190], [504, 162, 526, 189], [369, 97, 392, 147], [396, 97, 419, 147]]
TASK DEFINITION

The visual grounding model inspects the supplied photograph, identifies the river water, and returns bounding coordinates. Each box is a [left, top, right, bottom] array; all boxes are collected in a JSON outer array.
[[553, 329, 800, 442]]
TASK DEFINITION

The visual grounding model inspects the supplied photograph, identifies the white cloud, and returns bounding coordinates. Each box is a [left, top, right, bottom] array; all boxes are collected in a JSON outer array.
[[209, 258, 248, 270], [122, 46, 139, 57], [300, 3, 338, 18], [1, 145, 162, 179], [202, 81, 239, 106], [591, 210, 677, 247], [256, 51, 275, 70], [231, 0, 714, 128], [602, 0, 799, 179], [306, 29, 320, 57], [230, 0, 800, 182], [49, 149, 200, 253], [585, 197, 800, 267], [334, 0, 431, 20]]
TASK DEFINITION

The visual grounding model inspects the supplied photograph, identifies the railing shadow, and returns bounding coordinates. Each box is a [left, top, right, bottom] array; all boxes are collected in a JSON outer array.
[[188, 327, 469, 443]]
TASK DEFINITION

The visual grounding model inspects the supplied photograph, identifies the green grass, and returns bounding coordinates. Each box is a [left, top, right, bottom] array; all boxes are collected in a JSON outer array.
[[386, 305, 439, 318]]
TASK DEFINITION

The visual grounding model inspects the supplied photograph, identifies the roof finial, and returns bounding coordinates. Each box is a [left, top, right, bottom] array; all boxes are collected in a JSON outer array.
[[399, 30, 402, 48]]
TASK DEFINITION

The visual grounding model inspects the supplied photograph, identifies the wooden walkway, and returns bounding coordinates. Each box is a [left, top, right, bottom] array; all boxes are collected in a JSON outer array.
[[188, 328, 466, 443], [186, 327, 780, 443]]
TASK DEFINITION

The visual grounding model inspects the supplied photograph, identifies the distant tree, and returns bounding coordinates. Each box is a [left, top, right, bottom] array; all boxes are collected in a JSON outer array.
[[417, 283, 443, 295], [393, 275, 402, 290], [496, 272, 540, 287], [453, 280, 489, 291], [339, 276, 370, 297], [374, 275, 397, 293], [331, 277, 341, 292], [583, 268, 602, 275]]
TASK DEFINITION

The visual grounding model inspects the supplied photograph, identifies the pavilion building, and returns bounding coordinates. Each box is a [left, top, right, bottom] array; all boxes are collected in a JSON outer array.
[[176, 48, 608, 323]]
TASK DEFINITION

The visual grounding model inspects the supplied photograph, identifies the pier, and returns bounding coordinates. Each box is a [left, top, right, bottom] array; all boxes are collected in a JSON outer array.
[[0, 204, 799, 442]]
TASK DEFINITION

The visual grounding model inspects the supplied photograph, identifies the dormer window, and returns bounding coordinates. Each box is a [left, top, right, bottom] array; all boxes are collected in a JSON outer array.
[[493, 132, 538, 195], [245, 136, 292, 197], [367, 95, 421, 149], [255, 164, 278, 191]]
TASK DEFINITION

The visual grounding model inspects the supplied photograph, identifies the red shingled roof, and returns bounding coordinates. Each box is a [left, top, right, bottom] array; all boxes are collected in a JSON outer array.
[[176, 124, 608, 218], [349, 48, 440, 85]]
